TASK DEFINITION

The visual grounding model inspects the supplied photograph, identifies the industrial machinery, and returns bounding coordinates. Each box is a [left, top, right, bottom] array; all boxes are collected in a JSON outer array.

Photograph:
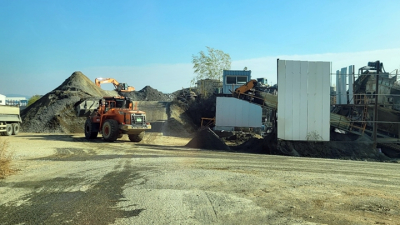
[[76, 96, 151, 142], [0, 105, 22, 136], [95, 78, 135, 92], [233, 79, 258, 96], [359, 61, 386, 74], [232, 79, 265, 105]]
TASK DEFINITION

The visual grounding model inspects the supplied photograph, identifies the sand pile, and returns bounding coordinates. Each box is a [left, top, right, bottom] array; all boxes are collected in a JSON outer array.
[[21, 71, 114, 133], [186, 127, 230, 151]]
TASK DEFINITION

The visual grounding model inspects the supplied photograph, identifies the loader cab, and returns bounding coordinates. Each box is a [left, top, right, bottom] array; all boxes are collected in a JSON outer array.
[[101, 97, 117, 113], [101, 97, 132, 111], [116, 98, 132, 109]]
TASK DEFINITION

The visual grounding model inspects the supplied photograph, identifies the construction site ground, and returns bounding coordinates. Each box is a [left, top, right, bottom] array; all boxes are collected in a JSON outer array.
[[1, 133, 400, 225]]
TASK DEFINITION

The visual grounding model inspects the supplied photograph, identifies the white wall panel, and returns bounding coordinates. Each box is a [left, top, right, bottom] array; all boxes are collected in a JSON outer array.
[[277, 60, 330, 141], [340, 67, 347, 104], [336, 70, 340, 104], [299, 61, 308, 140], [277, 60, 286, 139], [307, 62, 317, 137], [235, 102, 242, 126], [291, 61, 301, 140], [284, 61, 294, 140], [322, 62, 331, 141], [315, 62, 324, 138], [215, 97, 262, 129]]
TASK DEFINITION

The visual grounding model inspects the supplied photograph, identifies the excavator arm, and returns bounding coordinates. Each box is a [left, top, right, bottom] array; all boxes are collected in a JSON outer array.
[[234, 79, 258, 96], [95, 78, 135, 92], [95, 78, 119, 88], [232, 79, 265, 106]]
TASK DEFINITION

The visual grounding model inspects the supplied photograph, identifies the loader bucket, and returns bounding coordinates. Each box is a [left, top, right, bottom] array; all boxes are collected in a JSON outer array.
[[76, 100, 99, 117]]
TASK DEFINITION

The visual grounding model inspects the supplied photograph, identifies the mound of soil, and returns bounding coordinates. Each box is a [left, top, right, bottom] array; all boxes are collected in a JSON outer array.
[[21, 72, 191, 134], [162, 101, 197, 137], [21, 71, 113, 133], [186, 127, 230, 151], [230, 130, 389, 161], [184, 95, 216, 126], [120, 86, 173, 101], [229, 132, 277, 154], [274, 140, 389, 161]]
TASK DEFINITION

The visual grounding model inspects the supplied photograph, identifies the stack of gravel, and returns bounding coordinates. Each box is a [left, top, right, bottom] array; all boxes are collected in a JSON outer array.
[[120, 86, 174, 101], [186, 127, 230, 151], [21, 72, 179, 133], [21, 71, 114, 133]]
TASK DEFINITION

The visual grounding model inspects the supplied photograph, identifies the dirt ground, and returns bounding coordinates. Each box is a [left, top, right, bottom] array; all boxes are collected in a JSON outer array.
[[1, 133, 400, 225]]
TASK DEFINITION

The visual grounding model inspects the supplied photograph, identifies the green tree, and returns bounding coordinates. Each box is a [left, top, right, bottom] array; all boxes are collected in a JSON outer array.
[[27, 95, 41, 107], [191, 46, 231, 86]]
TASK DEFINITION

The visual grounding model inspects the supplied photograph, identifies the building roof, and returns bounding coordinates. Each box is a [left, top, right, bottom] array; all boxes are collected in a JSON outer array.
[[223, 70, 252, 76], [5, 97, 27, 100]]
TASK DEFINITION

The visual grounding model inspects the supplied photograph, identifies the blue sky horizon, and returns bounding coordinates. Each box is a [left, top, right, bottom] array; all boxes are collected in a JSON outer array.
[[1, 0, 400, 97]]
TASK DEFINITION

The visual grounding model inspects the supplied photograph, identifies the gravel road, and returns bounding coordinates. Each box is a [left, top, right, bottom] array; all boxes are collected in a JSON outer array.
[[0, 133, 400, 225]]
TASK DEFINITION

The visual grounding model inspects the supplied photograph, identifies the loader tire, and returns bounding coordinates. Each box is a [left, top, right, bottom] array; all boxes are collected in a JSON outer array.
[[128, 132, 144, 142], [85, 119, 98, 139], [4, 124, 12, 136], [12, 123, 20, 135], [102, 119, 119, 142]]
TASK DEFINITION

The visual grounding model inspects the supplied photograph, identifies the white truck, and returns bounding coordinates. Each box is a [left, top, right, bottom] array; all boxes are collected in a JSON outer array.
[[0, 94, 22, 136]]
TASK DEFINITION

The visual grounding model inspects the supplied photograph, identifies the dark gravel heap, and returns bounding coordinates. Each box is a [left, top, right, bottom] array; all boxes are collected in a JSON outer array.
[[230, 131, 390, 161], [186, 127, 230, 151], [120, 86, 174, 101], [274, 140, 389, 161], [21, 72, 176, 133], [21, 71, 115, 133]]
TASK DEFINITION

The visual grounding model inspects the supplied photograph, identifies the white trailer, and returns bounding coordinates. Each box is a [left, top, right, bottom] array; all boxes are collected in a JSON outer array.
[[0, 94, 5, 105], [0, 105, 22, 136]]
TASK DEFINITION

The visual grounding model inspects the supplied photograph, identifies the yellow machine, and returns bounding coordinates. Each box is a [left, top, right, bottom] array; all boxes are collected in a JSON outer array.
[[95, 78, 135, 92], [232, 79, 265, 106], [233, 79, 258, 97]]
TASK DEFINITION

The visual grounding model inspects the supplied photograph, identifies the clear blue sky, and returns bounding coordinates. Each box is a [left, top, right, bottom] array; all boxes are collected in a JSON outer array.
[[1, 0, 400, 96]]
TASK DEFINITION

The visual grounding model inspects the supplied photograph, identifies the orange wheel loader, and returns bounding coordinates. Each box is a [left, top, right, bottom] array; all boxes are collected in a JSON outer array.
[[76, 96, 151, 142]]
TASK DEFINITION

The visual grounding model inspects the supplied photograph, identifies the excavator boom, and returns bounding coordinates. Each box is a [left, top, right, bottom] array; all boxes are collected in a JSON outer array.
[[232, 79, 265, 106], [95, 78, 135, 92], [234, 79, 258, 95]]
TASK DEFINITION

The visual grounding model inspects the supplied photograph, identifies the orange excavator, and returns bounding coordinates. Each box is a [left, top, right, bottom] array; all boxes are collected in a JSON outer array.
[[95, 78, 135, 92]]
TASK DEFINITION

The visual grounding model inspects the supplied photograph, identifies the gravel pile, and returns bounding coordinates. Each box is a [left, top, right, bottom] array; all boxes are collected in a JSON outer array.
[[186, 127, 230, 151], [230, 131, 389, 161], [21, 71, 113, 133], [21, 72, 182, 134], [120, 86, 174, 101], [275, 140, 388, 161]]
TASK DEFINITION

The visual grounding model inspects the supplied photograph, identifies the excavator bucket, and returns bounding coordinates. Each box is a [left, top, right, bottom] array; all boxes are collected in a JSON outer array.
[[76, 100, 99, 117]]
